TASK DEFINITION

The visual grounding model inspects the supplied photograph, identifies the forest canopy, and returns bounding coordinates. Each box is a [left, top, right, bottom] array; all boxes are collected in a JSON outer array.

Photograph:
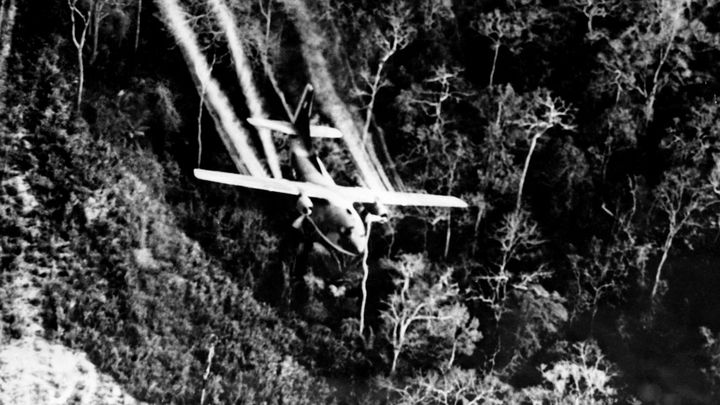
[[2, 0, 720, 404]]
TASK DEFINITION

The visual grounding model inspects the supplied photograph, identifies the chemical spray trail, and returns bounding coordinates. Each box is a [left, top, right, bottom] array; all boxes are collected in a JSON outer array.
[[207, 0, 282, 179], [155, 0, 268, 177], [280, 0, 395, 192]]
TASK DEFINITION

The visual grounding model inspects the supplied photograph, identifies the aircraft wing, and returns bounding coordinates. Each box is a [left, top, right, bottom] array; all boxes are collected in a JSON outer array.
[[195, 169, 468, 208], [194, 169, 342, 200], [247, 117, 343, 138], [331, 186, 469, 208]]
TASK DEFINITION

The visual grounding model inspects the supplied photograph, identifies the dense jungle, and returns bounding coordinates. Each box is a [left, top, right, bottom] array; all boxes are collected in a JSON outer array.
[[2, 0, 720, 403]]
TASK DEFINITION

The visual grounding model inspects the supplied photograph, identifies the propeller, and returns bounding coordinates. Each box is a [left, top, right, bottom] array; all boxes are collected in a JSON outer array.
[[292, 193, 313, 229], [293, 194, 359, 257], [368, 199, 389, 223]]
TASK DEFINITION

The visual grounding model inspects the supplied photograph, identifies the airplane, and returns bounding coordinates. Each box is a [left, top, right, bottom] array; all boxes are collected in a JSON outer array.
[[194, 84, 468, 256]]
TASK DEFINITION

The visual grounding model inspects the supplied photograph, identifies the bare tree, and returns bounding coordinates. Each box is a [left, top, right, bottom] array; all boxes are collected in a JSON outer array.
[[89, 0, 109, 64], [401, 66, 469, 256], [83, 0, 132, 65], [572, 0, 612, 40], [474, 209, 545, 324], [598, 0, 704, 124], [319, 0, 414, 189], [515, 92, 575, 213], [68, 0, 91, 110], [354, 1, 415, 143], [472, 9, 524, 87], [651, 168, 714, 299], [381, 368, 511, 405], [471, 4, 550, 87], [381, 255, 479, 375], [639, 0, 686, 124], [571, 180, 652, 327]]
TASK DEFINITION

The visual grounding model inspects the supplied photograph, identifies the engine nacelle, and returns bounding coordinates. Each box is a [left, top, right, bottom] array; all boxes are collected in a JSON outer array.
[[296, 193, 313, 216], [368, 200, 389, 221]]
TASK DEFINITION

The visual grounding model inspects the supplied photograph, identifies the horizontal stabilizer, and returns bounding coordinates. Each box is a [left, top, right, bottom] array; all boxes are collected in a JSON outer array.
[[309, 125, 344, 139], [194, 169, 468, 208], [247, 117, 343, 138]]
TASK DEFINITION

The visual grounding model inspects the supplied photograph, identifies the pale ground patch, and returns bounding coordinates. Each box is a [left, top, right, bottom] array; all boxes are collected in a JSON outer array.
[[0, 337, 146, 405], [0, 184, 147, 405], [0, 265, 147, 405]]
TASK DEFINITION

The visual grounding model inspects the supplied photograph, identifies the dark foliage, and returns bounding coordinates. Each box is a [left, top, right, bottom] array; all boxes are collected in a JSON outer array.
[[3, 0, 720, 403]]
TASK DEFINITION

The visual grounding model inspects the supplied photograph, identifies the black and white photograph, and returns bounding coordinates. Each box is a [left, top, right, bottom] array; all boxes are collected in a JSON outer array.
[[1, 0, 720, 403]]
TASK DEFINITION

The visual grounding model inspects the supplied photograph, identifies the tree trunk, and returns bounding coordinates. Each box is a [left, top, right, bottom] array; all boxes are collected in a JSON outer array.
[[361, 63, 385, 142], [155, 0, 268, 177], [359, 249, 369, 334], [444, 210, 451, 259], [76, 48, 84, 109], [371, 118, 405, 189], [279, 0, 395, 192], [489, 42, 499, 87], [90, 0, 101, 65], [651, 230, 674, 299], [390, 347, 400, 375], [134, 0, 142, 53], [68, 1, 89, 112], [516, 132, 542, 212], [447, 339, 457, 369]]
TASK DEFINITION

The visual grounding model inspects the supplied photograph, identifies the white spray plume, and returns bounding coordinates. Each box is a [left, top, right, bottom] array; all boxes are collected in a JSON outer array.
[[155, 0, 268, 177], [280, 0, 395, 192], [207, 0, 282, 179]]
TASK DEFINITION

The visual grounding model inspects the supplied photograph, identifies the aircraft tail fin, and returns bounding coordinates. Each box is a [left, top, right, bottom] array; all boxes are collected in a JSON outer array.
[[246, 118, 342, 138], [293, 84, 314, 122], [293, 84, 314, 151]]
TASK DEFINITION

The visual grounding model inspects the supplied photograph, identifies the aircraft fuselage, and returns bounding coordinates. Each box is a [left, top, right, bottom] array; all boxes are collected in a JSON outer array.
[[289, 135, 367, 256]]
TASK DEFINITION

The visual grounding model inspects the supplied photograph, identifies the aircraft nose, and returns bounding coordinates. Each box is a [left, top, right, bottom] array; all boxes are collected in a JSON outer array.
[[339, 226, 366, 256], [348, 231, 366, 256]]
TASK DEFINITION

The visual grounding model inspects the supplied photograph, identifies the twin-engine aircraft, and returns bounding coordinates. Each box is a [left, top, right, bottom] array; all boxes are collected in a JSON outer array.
[[194, 84, 468, 256]]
